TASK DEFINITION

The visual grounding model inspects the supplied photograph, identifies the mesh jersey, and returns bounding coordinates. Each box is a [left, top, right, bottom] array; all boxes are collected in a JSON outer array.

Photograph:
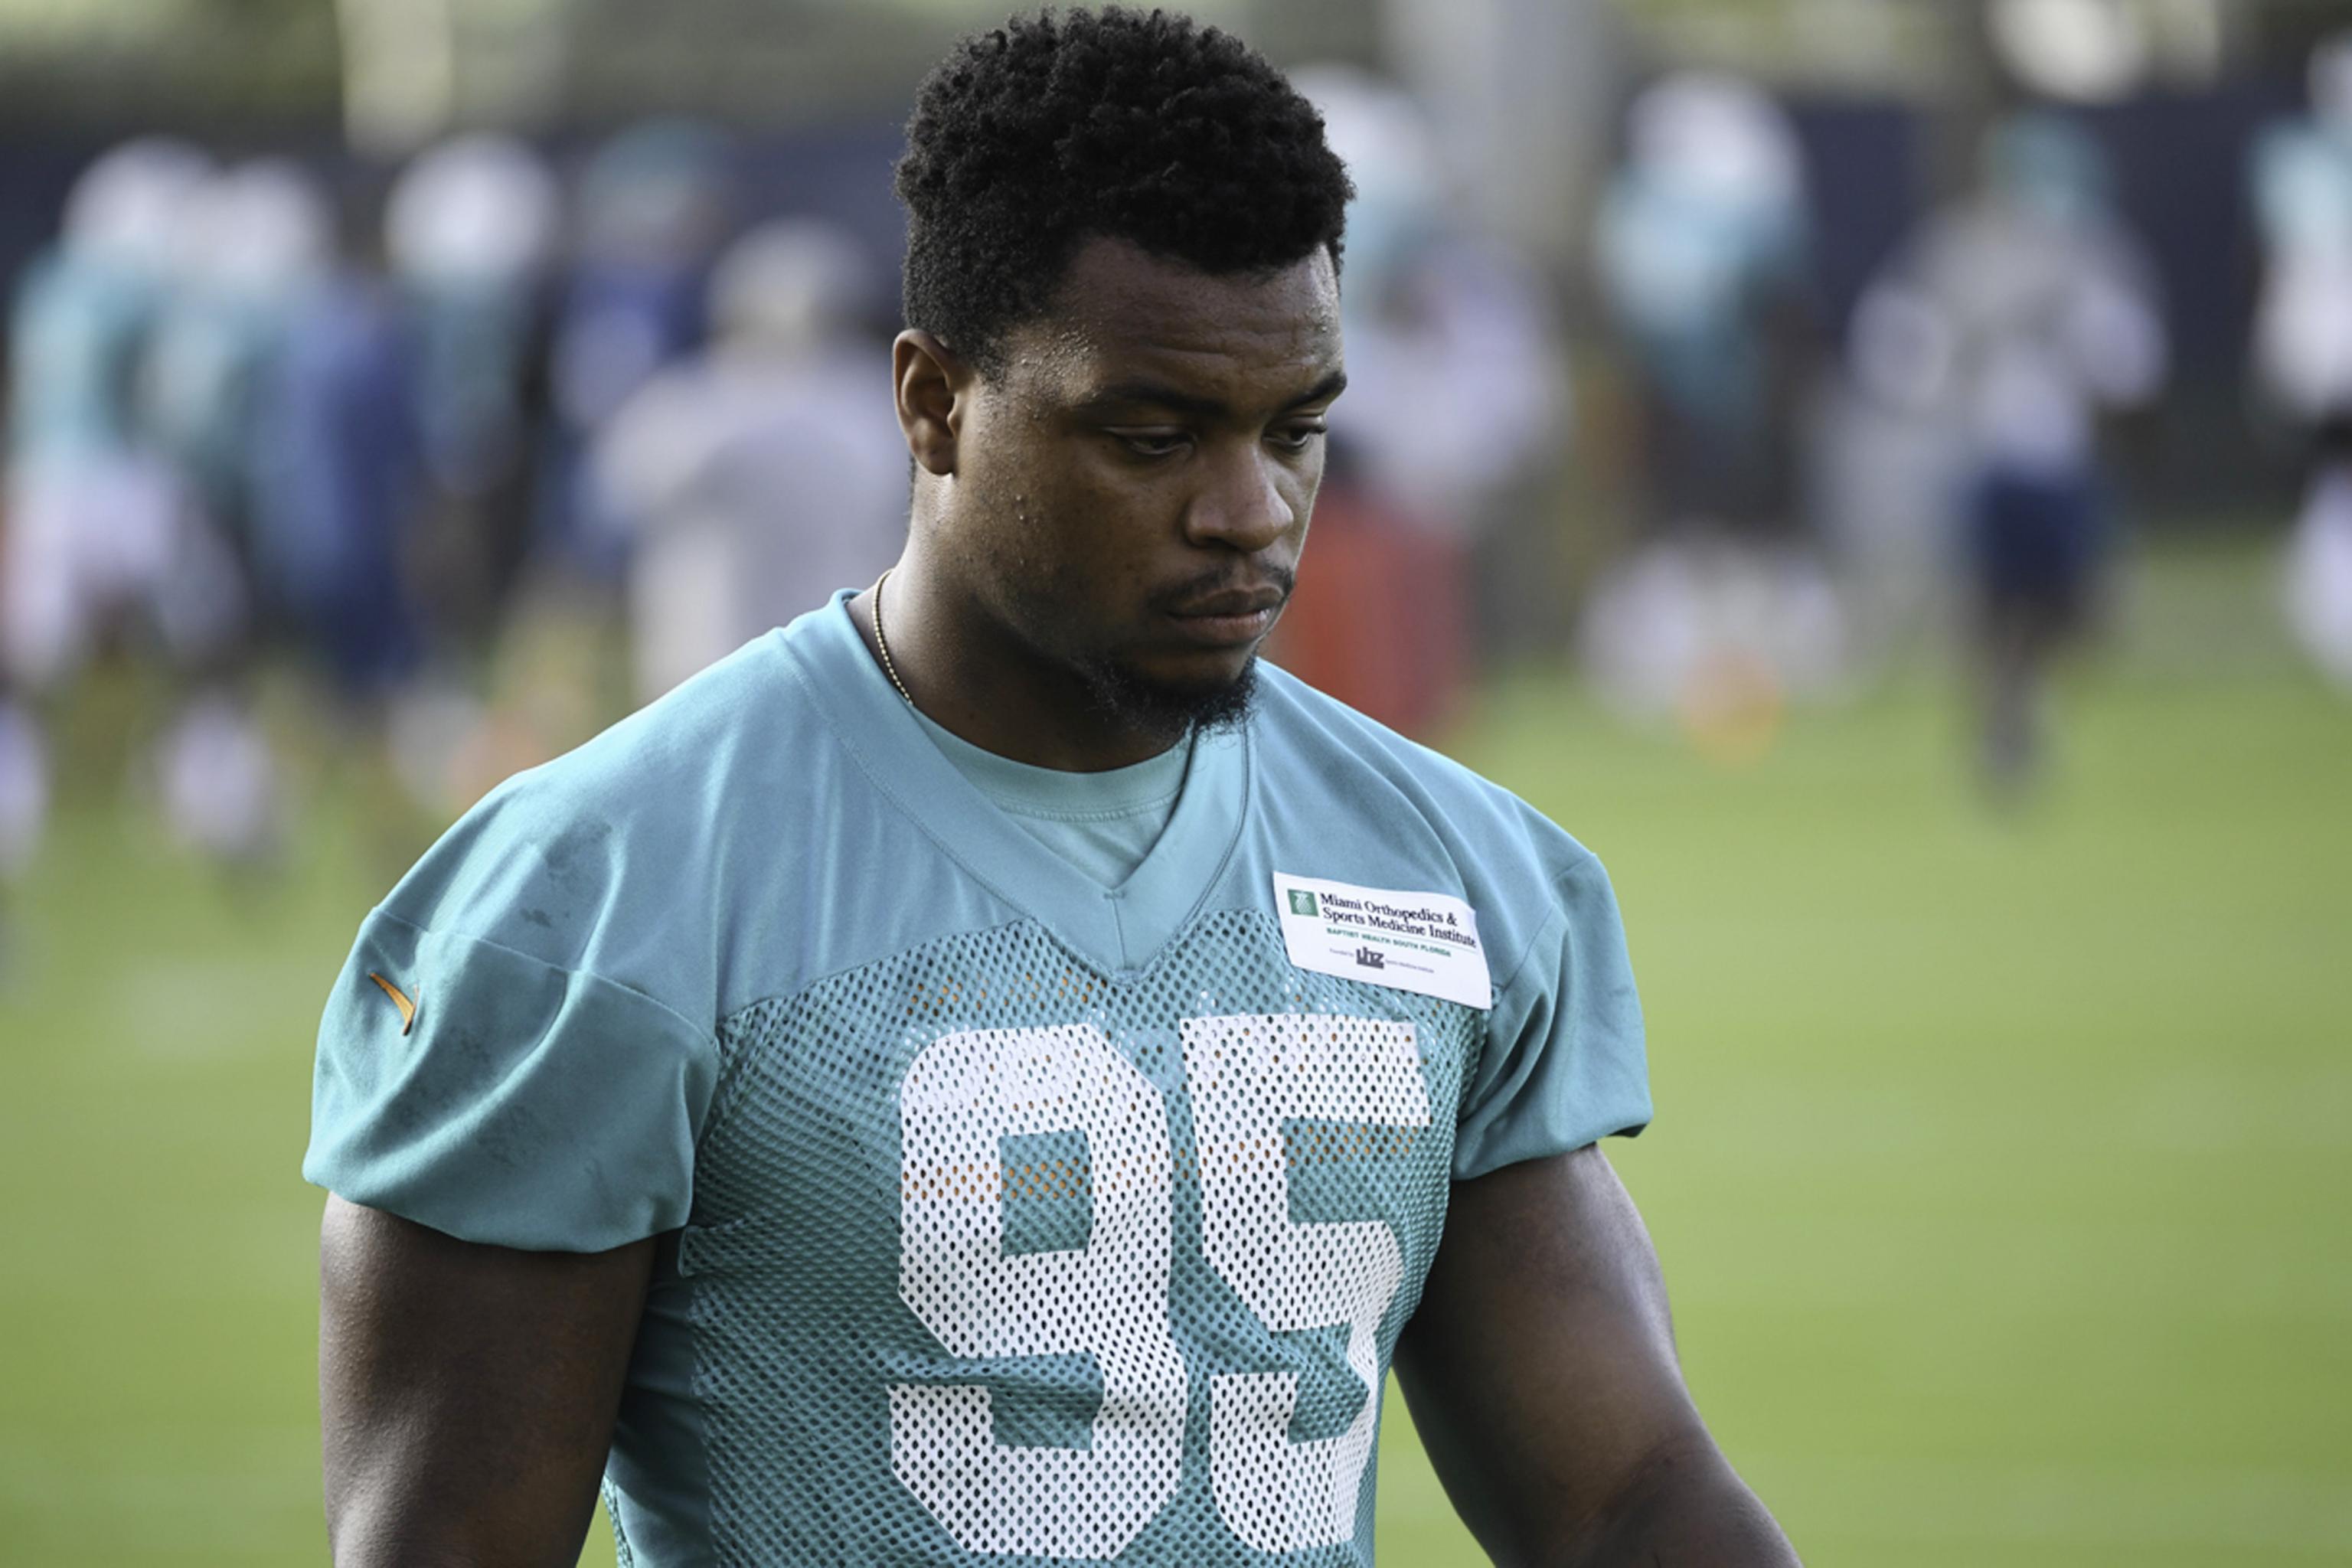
[[305, 592, 1650, 1566]]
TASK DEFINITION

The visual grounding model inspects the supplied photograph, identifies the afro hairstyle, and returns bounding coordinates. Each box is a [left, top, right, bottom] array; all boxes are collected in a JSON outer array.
[[894, 7, 1352, 374]]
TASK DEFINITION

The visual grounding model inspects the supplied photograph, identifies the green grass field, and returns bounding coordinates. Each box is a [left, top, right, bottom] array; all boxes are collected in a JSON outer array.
[[2, 541, 2346, 1565]]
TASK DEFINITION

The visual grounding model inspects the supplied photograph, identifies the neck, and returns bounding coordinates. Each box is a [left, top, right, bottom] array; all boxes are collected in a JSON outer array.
[[854, 550, 1187, 773]]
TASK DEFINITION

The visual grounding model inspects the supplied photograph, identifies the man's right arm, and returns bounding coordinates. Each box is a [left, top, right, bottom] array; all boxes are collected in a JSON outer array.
[[318, 1194, 657, 1567]]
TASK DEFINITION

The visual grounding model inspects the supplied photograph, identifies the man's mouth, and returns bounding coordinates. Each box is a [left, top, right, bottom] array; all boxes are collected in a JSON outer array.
[[1164, 585, 1288, 646]]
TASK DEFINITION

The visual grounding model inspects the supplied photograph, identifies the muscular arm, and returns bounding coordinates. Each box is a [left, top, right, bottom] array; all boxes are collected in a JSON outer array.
[[1394, 1145, 1797, 1568], [318, 1195, 658, 1566]]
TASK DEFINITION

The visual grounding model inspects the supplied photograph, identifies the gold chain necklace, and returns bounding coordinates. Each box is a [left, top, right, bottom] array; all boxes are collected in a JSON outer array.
[[871, 568, 914, 704]]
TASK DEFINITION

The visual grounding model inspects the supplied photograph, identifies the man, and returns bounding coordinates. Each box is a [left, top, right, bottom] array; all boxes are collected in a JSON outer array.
[[1848, 111, 2164, 799], [307, 11, 1798, 1565], [595, 217, 906, 703]]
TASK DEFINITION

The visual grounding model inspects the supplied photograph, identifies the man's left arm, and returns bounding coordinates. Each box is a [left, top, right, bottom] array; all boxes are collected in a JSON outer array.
[[1393, 1143, 1798, 1567]]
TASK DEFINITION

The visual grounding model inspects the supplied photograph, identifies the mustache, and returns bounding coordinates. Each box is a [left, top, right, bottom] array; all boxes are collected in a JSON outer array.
[[1148, 564, 1296, 615]]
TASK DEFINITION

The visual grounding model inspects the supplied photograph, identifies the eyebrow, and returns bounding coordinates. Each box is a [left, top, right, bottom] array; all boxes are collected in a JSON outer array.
[[1080, 369, 1348, 421]]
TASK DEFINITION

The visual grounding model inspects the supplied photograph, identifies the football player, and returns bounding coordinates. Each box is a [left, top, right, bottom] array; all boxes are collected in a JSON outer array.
[[307, 10, 1797, 1565]]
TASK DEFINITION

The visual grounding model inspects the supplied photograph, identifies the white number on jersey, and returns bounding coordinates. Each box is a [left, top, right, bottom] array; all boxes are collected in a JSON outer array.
[[1184, 1014, 1431, 1551], [890, 1014, 1432, 1558], [893, 1024, 1187, 1558]]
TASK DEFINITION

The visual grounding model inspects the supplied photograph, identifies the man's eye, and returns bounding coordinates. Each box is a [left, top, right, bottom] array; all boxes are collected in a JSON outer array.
[[1269, 425, 1326, 452], [1114, 431, 1189, 458]]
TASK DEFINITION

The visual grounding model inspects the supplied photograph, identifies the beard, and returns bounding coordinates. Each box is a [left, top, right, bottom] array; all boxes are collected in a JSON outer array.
[[1069, 648, 1262, 741]]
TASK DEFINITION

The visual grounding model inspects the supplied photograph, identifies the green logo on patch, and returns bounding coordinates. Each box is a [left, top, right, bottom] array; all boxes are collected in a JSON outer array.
[[1287, 890, 1319, 916]]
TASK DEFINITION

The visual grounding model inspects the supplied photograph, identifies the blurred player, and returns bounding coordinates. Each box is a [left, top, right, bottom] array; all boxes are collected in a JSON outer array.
[[0, 138, 203, 930], [1584, 72, 1845, 757], [544, 119, 733, 580], [305, 11, 1797, 1566], [140, 156, 335, 862], [1852, 110, 2166, 796], [384, 133, 563, 655], [2251, 31, 2352, 689], [1270, 67, 1566, 737], [1596, 71, 1813, 544], [2, 139, 268, 868], [253, 178, 426, 705], [595, 217, 906, 702]]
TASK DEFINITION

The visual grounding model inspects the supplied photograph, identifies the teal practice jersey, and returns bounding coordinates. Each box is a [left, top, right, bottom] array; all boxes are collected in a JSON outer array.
[[305, 591, 1651, 1566]]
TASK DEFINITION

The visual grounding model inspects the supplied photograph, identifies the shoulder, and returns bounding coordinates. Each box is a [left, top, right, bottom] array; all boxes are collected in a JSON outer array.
[[1253, 665, 1569, 838], [1249, 664, 1606, 985], [378, 625, 835, 984]]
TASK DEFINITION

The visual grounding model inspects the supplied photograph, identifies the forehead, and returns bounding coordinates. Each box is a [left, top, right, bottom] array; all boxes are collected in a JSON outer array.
[[1008, 236, 1342, 403]]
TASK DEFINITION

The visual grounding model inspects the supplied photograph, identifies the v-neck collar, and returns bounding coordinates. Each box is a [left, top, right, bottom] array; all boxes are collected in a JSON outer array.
[[781, 590, 1252, 978], [906, 700, 1194, 824]]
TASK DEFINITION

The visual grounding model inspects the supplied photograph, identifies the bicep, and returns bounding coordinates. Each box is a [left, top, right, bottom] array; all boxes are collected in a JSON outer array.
[[319, 1194, 657, 1567], [1393, 1144, 1706, 1566]]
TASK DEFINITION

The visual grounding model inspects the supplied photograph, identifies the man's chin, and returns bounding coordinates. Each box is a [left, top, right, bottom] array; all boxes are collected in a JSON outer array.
[[1081, 652, 1260, 738]]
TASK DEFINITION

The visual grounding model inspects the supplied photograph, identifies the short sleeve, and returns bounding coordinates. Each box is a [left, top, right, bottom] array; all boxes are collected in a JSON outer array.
[[1451, 851, 1650, 1181], [302, 906, 721, 1252]]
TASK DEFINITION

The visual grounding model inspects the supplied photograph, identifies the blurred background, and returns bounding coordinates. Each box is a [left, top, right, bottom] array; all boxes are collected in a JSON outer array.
[[0, 0, 2346, 1563]]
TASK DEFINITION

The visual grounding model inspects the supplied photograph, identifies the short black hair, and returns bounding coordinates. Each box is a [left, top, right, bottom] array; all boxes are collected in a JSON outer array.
[[895, 6, 1351, 374]]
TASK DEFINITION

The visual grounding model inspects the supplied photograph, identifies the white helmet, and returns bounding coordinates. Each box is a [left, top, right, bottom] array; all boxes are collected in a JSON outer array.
[[387, 132, 562, 287], [708, 218, 879, 352], [61, 137, 214, 275]]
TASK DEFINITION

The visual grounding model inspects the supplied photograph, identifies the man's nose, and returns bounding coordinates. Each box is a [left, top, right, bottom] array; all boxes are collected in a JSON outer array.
[[1184, 442, 1295, 553]]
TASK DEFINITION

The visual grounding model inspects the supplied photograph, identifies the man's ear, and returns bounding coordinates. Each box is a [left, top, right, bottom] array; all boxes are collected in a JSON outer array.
[[894, 330, 972, 477]]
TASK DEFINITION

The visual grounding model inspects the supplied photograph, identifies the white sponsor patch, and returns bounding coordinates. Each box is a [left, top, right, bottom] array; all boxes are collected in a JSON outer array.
[[1272, 873, 1491, 1010]]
